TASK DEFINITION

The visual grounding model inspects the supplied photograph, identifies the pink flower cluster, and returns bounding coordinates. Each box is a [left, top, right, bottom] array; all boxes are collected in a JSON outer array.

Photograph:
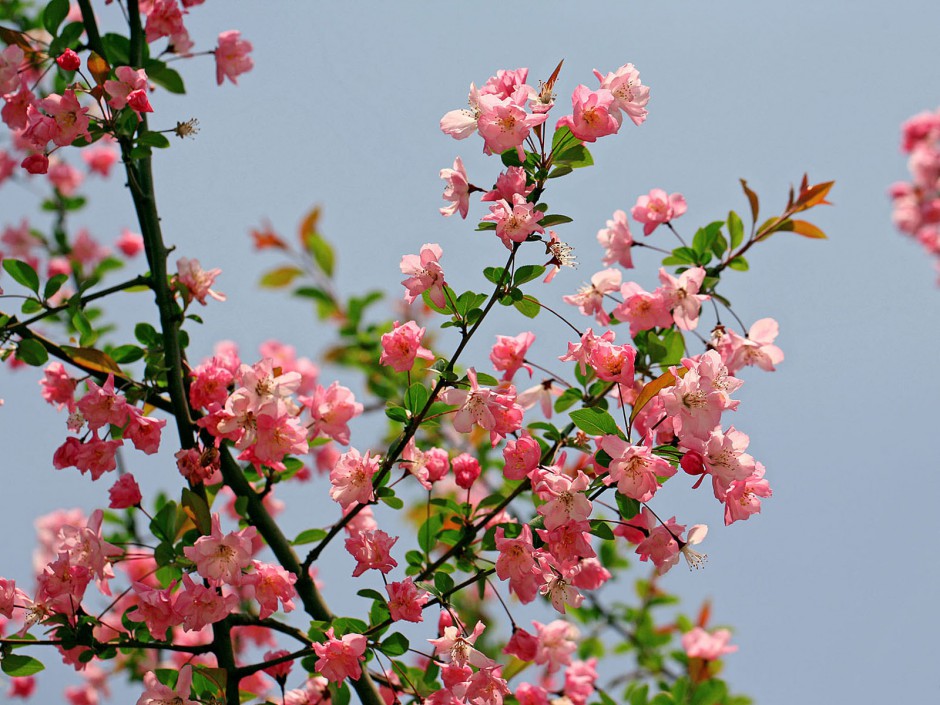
[[890, 107, 940, 280]]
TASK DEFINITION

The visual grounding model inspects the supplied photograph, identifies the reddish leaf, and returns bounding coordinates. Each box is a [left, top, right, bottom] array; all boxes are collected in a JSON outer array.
[[250, 224, 286, 251], [786, 219, 827, 239], [60, 345, 121, 374], [739, 178, 759, 224], [87, 51, 110, 86], [545, 59, 564, 91], [794, 180, 834, 212], [0, 25, 33, 51], [630, 367, 688, 425], [299, 205, 322, 246]]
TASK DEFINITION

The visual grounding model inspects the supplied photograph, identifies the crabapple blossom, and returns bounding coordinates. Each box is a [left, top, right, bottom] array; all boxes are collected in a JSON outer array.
[[593, 62, 650, 126], [723, 318, 785, 373], [482, 194, 546, 248], [263, 650, 294, 682], [490, 331, 535, 381], [562, 268, 621, 325], [304, 381, 363, 445], [559, 328, 615, 374], [380, 320, 434, 372], [722, 462, 772, 525], [107, 474, 141, 508], [556, 85, 621, 142], [429, 620, 495, 669], [476, 89, 548, 158], [329, 447, 380, 508], [344, 529, 398, 577], [440, 156, 470, 218], [534, 469, 592, 531], [313, 627, 368, 682], [597, 209, 635, 268], [175, 574, 238, 632], [631, 189, 688, 236], [538, 560, 584, 614], [104, 67, 153, 114], [183, 514, 256, 586], [600, 435, 677, 502], [481, 166, 533, 203], [175, 257, 226, 305], [501, 432, 541, 480], [386, 578, 429, 622], [128, 582, 179, 639], [682, 627, 737, 660], [137, 665, 198, 705], [242, 560, 297, 619], [215, 30, 254, 84], [453, 452, 482, 489], [41, 90, 91, 147], [658, 266, 709, 330], [400, 243, 447, 309]]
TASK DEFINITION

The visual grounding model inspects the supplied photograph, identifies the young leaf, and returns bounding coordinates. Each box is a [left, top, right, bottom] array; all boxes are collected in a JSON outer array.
[[569, 408, 620, 437], [727, 210, 744, 250], [630, 367, 688, 425], [2, 259, 40, 293]]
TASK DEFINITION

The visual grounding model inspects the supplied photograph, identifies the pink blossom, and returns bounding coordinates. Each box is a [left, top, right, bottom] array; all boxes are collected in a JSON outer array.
[[83, 145, 118, 177], [116, 229, 145, 257], [440, 368, 523, 444], [8, 676, 36, 699], [216, 30, 254, 85], [482, 194, 545, 249], [0, 45, 24, 95], [481, 167, 533, 203], [380, 320, 434, 372], [504, 626, 538, 661], [612, 282, 673, 335], [429, 621, 495, 669], [571, 557, 611, 590], [477, 89, 548, 158], [124, 410, 166, 454], [3, 83, 34, 130], [344, 529, 398, 577], [538, 561, 583, 614], [70, 229, 110, 271], [137, 665, 198, 705], [453, 452, 481, 489], [183, 514, 256, 586], [562, 268, 621, 325], [517, 379, 561, 419], [304, 381, 363, 445], [243, 560, 297, 619], [440, 83, 483, 140], [587, 339, 636, 385], [144, 0, 185, 44], [533, 619, 578, 673], [501, 433, 541, 480], [175, 574, 237, 631], [600, 435, 676, 502], [564, 659, 599, 705], [537, 520, 595, 564], [41, 90, 91, 147], [128, 582, 179, 639], [681, 627, 737, 660], [108, 473, 142, 508], [104, 67, 152, 113], [494, 525, 539, 603], [21, 153, 49, 175], [480, 68, 530, 99], [631, 189, 687, 236], [76, 374, 128, 430], [593, 63, 650, 126], [658, 266, 709, 330], [40, 362, 76, 409], [515, 683, 549, 705], [440, 156, 470, 218], [465, 667, 511, 705], [559, 328, 615, 375], [724, 318, 784, 373], [597, 210, 635, 268], [0, 577, 24, 618], [556, 85, 621, 142], [175, 258, 226, 305], [400, 243, 447, 309], [329, 447, 380, 508], [386, 578, 429, 622], [47, 160, 83, 196], [313, 627, 367, 682], [534, 470, 592, 531], [723, 462, 772, 525], [490, 332, 534, 381]]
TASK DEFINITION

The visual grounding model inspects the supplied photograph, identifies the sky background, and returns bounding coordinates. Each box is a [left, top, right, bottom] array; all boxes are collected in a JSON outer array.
[[1, 1, 939, 703]]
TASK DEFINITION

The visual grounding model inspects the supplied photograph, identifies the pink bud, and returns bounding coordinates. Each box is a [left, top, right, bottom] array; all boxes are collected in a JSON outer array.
[[56, 49, 81, 71], [452, 453, 481, 489]]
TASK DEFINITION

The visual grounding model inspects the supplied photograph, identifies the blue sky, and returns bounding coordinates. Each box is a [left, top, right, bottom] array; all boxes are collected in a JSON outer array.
[[1, 1, 939, 703]]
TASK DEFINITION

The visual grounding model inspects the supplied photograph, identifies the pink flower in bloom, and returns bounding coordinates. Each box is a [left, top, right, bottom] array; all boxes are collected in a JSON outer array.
[[481, 166, 533, 203], [216, 30, 254, 85], [494, 525, 539, 603], [429, 620, 495, 669], [440, 368, 522, 444], [124, 410, 166, 455], [175, 258, 226, 305], [243, 559, 297, 619], [600, 435, 676, 502], [128, 582, 179, 639], [490, 331, 534, 381], [538, 560, 584, 614], [597, 210, 634, 268], [8, 676, 36, 698], [82, 144, 118, 177], [658, 266, 709, 331], [108, 473, 142, 508], [723, 462, 772, 525], [47, 160, 83, 196], [175, 574, 238, 632], [313, 627, 367, 682], [556, 85, 621, 142], [440, 83, 483, 140], [537, 520, 595, 564], [104, 67, 153, 113], [564, 659, 599, 705], [631, 189, 687, 236], [482, 194, 545, 249], [504, 626, 538, 661], [480, 68, 530, 99], [660, 352, 741, 443], [571, 557, 611, 590], [593, 63, 650, 126], [386, 578, 429, 622], [137, 665, 198, 705], [0, 45, 24, 95], [0, 577, 25, 618], [533, 619, 579, 673], [21, 153, 49, 175], [344, 529, 398, 577], [183, 514, 256, 586], [380, 320, 434, 372], [476, 89, 548, 158], [40, 362, 76, 409], [562, 268, 622, 326], [681, 627, 737, 660], [465, 667, 511, 705], [502, 432, 541, 481], [41, 90, 91, 147], [559, 328, 616, 375], [587, 338, 637, 385], [724, 318, 785, 374], [440, 156, 470, 218], [400, 243, 447, 309], [516, 683, 549, 705], [76, 374, 128, 430], [329, 447, 380, 508], [304, 381, 363, 445], [682, 426, 756, 498], [534, 470, 592, 531], [144, 0, 185, 43]]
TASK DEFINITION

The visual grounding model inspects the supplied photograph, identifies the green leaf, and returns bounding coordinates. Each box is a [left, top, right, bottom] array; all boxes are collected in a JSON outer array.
[[292, 528, 328, 546], [385, 405, 408, 423], [555, 143, 594, 168], [434, 572, 455, 594], [110, 344, 144, 363], [513, 296, 541, 319], [49, 22, 84, 54], [615, 492, 641, 520], [483, 266, 506, 284], [728, 256, 749, 271], [305, 234, 335, 277], [418, 513, 444, 553], [138, 131, 171, 149], [404, 383, 429, 415], [552, 126, 575, 150], [259, 266, 303, 288], [181, 487, 212, 535], [15, 338, 48, 366], [43, 273, 69, 300], [569, 408, 621, 437], [728, 210, 745, 249], [500, 148, 524, 167], [147, 64, 186, 94], [513, 264, 546, 286], [554, 387, 582, 413], [379, 632, 409, 656], [329, 682, 350, 705], [548, 165, 573, 179], [540, 214, 573, 227], [1, 653, 45, 677], [3, 259, 40, 293], [20, 298, 42, 314], [589, 520, 615, 540], [42, 0, 69, 36]]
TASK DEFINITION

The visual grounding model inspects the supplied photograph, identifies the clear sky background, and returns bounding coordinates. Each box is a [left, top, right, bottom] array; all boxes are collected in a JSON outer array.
[[2, 1, 939, 703]]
